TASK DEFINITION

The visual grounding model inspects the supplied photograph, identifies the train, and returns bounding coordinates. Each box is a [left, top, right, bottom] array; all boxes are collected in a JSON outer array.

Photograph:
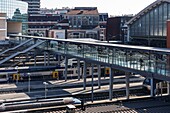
[[143, 78, 167, 94], [0, 97, 81, 112], [0, 65, 125, 82], [143, 78, 151, 90]]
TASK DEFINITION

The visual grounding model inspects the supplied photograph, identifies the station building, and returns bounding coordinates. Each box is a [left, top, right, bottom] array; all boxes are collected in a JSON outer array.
[[127, 0, 170, 48]]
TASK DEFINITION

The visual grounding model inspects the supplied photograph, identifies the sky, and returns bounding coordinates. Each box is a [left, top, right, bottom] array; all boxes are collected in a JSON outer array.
[[41, 0, 156, 16]]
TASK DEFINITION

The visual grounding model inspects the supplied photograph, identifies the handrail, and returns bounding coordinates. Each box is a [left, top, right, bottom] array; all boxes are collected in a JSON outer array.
[[0, 39, 33, 56], [0, 40, 45, 65]]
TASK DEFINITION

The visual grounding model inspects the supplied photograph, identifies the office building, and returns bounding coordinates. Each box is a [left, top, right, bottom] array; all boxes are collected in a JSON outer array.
[[27, 14, 63, 36], [106, 16, 132, 42], [21, 0, 40, 14], [99, 13, 108, 41], [27, 8, 69, 36], [64, 7, 99, 29], [0, 0, 28, 35]]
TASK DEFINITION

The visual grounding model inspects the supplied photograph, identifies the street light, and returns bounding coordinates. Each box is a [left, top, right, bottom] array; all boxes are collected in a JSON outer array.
[[43, 82, 48, 98], [27, 73, 31, 93], [121, 24, 128, 44], [15, 66, 18, 84]]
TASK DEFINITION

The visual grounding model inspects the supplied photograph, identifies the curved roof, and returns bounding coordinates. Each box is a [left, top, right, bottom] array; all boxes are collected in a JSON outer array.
[[127, 0, 170, 25]]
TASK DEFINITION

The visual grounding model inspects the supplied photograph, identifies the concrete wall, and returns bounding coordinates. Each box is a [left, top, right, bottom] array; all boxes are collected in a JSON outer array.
[[7, 21, 22, 34], [0, 13, 7, 40], [167, 20, 170, 48]]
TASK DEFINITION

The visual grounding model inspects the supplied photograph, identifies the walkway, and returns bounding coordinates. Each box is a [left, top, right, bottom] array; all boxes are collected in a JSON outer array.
[[9, 34, 170, 81]]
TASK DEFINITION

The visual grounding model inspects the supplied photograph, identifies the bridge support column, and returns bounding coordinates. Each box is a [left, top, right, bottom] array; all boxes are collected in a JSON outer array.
[[167, 82, 170, 95], [109, 67, 114, 101], [64, 56, 68, 81], [57, 55, 61, 66], [150, 77, 156, 97], [125, 72, 130, 100], [160, 82, 163, 96], [44, 52, 46, 66], [91, 64, 94, 102], [77, 59, 80, 81], [83, 61, 87, 90], [98, 65, 101, 89], [104, 66, 106, 79], [47, 52, 50, 66]]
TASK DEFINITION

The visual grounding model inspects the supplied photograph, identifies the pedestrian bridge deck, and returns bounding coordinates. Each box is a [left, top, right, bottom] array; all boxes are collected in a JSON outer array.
[[9, 34, 170, 81]]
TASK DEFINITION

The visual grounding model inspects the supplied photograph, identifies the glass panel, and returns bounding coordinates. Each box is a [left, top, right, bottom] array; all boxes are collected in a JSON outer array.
[[150, 10, 154, 36], [163, 3, 168, 36], [158, 4, 163, 36], [154, 7, 158, 36]]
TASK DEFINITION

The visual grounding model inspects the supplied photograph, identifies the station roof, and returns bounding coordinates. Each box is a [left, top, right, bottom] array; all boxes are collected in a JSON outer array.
[[127, 0, 170, 25]]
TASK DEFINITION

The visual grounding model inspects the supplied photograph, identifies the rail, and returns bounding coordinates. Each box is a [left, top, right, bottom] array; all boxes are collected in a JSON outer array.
[[0, 40, 46, 65]]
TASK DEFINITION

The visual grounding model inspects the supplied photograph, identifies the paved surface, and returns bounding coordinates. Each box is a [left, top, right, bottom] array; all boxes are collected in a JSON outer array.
[[0, 75, 169, 113], [0, 75, 144, 101]]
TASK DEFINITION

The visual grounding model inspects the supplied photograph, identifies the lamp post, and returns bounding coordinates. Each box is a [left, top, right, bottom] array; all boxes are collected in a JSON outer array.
[[15, 66, 18, 84], [27, 73, 31, 93], [121, 24, 128, 44], [43, 82, 48, 98]]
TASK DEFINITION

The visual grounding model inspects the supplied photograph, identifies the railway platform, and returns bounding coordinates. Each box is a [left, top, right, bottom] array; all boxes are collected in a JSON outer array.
[[0, 75, 144, 101]]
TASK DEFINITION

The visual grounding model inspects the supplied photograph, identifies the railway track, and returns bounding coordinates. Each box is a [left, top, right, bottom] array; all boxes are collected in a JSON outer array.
[[0, 86, 150, 113], [1, 87, 148, 113], [0, 91, 16, 94], [42, 97, 170, 113]]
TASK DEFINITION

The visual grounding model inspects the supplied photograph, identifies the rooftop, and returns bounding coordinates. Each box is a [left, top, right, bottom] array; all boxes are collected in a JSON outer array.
[[66, 9, 98, 15]]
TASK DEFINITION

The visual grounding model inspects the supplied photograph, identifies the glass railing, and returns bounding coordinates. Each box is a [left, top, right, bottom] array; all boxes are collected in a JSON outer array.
[[48, 41, 169, 77], [9, 35, 170, 77]]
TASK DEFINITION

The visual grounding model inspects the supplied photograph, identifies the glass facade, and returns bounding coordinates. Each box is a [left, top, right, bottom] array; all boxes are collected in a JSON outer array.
[[129, 2, 170, 47], [0, 0, 28, 34]]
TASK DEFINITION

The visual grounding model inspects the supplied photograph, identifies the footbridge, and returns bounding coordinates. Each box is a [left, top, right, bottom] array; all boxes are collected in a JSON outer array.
[[9, 34, 170, 100]]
